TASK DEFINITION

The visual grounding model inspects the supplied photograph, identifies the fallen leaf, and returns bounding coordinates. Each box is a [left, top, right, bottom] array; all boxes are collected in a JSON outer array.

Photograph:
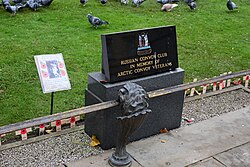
[[161, 140, 167, 143], [90, 135, 100, 147], [45, 129, 53, 134], [160, 128, 169, 133]]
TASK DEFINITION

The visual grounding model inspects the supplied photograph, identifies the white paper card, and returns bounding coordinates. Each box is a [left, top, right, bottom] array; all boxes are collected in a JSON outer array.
[[34, 53, 71, 93]]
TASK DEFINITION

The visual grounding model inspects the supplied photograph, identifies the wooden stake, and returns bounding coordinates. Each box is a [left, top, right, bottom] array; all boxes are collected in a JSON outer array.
[[0, 134, 6, 146], [226, 72, 232, 87], [213, 82, 217, 91], [190, 78, 197, 96], [219, 80, 225, 90], [15, 128, 32, 140], [219, 73, 226, 90], [39, 124, 45, 135], [51, 120, 62, 132], [184, 89, 189, 98], [244, 75, 249, 88], [223, 72, 227, 88], [202, 84, 208, 94], [69, 116, 80, 128]]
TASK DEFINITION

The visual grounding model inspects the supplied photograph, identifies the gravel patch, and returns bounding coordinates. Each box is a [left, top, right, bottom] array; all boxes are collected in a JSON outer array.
[[181, 89, 250, 126], [0, 132, 103, 167], [0, 89, 250, 167]]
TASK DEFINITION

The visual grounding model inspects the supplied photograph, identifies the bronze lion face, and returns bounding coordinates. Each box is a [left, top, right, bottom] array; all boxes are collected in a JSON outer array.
[[118, 82, 149, 117]]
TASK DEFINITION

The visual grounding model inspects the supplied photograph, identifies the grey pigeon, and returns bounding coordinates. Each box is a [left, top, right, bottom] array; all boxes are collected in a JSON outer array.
[[185, 0, 195, 3], [157, 0, 179, 3], [37, 0, 53, 7], [26, 0, 41, 11], [101, 0, 107, 4], [188, 1, 196, 10], [2, 0, 11, 8], [5, 5, 18, 15], [227, 0, 237, 11], [80, 0, 88, 6], [12, 0, 27, 3], [87, 14, 109, 28], [12, 0, 22, 3], [157, 0, 170, 5], [5, 3, 25, 15], [132, 0, 146, 7]]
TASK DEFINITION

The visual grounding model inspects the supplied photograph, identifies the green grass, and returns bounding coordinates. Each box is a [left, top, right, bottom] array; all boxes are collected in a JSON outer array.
[[0, 0, 249, 126]]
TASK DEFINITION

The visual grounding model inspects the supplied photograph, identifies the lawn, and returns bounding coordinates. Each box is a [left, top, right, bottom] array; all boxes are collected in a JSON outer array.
[[0, 0, 249, 126]]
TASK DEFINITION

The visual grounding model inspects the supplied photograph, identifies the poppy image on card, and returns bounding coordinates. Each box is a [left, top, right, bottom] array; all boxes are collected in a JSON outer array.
[[42, 71, 49, 78], [40, 62, 47, 69], [58, 62, 64, 68], [60, 69, 66, 76]]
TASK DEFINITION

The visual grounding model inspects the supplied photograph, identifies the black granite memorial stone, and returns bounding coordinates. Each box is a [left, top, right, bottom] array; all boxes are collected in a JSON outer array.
[[85, 26, 185, 150], [102, 26, 178, 83]]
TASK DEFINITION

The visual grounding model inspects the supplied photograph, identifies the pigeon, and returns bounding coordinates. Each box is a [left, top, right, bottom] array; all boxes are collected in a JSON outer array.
[[87, 14, 109, 28], [121, 0, 129, 5], [227, 0, 238, 11], [161, 3, 178, 11], [5, 5, 19, 15], [184, 0, 195, 3], [2, 0, 11, 8], [100, 0, 107, 4], [12, 0, 22, 3], [26, 0, 41, 11], [132, 0, 146, 7], [12, 0, 28, 3], [157, 0, 170, 5], [5, 3, 25, 15], [157, 0, 179, 4], [188, 1, 196, 10], [80, 0, 88, 6], [37, 0, 53, 7]]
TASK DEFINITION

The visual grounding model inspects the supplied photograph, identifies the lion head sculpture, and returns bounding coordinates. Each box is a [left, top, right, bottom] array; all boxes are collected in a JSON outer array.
[[118, 82, 151, 118]]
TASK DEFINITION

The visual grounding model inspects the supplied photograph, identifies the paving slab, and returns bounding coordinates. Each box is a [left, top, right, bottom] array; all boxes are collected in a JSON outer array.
[[127, 105, 250, 167], [187, 157, 225, 167], [64, 149, 142, 167], [213, 142, 250, 167]]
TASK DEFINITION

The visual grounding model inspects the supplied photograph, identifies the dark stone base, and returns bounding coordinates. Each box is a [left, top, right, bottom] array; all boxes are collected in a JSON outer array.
[[85, 68, 185, 150]]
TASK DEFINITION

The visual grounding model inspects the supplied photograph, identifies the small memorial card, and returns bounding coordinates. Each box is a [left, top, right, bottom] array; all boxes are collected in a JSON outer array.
[[34, 53, 71, 93]]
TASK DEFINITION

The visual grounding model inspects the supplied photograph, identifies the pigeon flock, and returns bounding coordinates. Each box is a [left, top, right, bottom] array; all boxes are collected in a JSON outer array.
[[84, 0, 239, 28], [0, 0, 53, 15], [0, 0, 239, 27]]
